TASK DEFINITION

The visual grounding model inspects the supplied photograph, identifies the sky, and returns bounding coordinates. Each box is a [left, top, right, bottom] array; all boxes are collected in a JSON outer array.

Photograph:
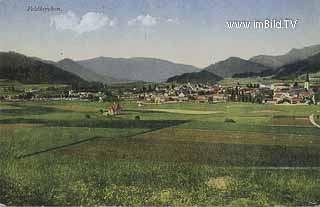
[[0, 0, 320, 68]]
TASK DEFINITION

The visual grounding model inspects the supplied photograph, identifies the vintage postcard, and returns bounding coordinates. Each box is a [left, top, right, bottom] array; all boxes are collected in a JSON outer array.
[[1, 0, 320, 206]]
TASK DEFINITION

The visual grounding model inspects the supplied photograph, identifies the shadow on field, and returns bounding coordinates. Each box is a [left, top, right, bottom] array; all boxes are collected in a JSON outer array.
[[0, 104, 68, 116], [12, 119, 189, 159], [16, 136, 103, 159], [0, 118, 188, 129]]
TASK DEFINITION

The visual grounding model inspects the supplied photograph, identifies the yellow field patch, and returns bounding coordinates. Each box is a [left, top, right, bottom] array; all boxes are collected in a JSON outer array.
[[207, 176, 233, 190]]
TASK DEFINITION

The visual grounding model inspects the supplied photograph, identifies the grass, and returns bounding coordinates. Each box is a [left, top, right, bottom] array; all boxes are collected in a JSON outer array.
[[134, 127, 320, 147], [1, 100, 320, 205]]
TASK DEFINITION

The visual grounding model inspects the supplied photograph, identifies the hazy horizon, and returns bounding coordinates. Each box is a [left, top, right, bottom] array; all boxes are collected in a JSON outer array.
[[1, 0, 320, 68]]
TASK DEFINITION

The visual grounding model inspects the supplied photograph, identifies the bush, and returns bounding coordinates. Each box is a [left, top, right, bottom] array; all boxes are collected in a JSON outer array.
[[85, 114, 91, 119], [224, 118, 236, 123], [134, 115, 140, 120]]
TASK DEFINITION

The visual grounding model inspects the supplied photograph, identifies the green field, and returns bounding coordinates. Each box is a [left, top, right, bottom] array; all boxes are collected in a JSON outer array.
[[1, 100, 320, 205]]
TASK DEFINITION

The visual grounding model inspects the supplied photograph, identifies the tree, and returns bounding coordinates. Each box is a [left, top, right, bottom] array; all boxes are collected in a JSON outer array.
[[248, 93, 253, 102], [142, 86, 147, 93], [314, 93, 320, 104], [240, 91, 245, 102], [254, 93, 263, 104]]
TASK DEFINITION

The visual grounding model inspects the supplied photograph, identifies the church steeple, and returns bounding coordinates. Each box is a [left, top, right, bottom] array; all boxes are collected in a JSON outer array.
[[304, 73, 310, 90]]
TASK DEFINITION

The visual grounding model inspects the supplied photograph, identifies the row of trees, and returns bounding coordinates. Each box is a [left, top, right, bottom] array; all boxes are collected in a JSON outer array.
[[225, 87, 272, 104]]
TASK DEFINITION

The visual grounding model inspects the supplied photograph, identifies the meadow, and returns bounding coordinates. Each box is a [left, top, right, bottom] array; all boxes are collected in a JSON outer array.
[[1, 100, 320, 205]]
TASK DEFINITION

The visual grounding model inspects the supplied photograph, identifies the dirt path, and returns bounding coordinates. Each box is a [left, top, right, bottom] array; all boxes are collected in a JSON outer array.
[[251, 110, 279, 113], [229, 166, 320, 170], [309, 114, 320, 128]]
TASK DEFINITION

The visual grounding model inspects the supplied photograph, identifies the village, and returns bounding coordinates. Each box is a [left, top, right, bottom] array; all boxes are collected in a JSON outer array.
[[129, 73, 319, 105], [1, 74, 320, 106], [132, 76, 318, 105]]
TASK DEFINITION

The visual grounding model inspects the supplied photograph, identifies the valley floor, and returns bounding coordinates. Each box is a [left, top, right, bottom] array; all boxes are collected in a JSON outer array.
[[1, 100, 320, 205]]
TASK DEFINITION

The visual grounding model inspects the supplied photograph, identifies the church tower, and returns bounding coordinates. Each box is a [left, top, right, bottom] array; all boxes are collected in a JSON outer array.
[[304, 73, 310, 90]]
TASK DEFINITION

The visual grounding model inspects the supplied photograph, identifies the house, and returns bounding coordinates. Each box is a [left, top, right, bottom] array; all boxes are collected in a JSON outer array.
[[264, 98, 277, 104], [210, 94, 226, 102], [291, 96, 301, 104], [196, 95, 207, 103], [299, 91, 313, 99], [178, 92, 188, 101], [107, 103, 122, 115], [153, 95, 161, 104], [273, 92, 292, 104], [178, 92, 185, 98]]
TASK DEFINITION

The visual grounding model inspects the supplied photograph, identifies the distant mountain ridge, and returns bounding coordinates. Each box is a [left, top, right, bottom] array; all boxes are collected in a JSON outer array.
[[273, 52, 320, 79], [204, 57, 272, 78], [0, 52, 86, 84], [0, 52, 200, 84], [232, 51, 320, 79], [250, 44, 320, 68], [2, 43, 320, 85], [56, 58, 119, 83], [77, 57, 200, 82], [166, 44, 320, 82]]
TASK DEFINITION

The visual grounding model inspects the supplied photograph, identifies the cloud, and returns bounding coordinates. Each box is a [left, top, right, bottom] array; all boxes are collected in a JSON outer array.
[[128, 14, 157, 27], [50, 11, 78, 31], [166, 18, 180, 24], [109, 18, 117, 27], [128, 14, 181, 27], [50, 11, 115, 34], [76, 12, 114, 33]]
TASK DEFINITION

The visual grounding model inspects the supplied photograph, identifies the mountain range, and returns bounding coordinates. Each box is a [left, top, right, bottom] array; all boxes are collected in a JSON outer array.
[[165, 56, 273, 83], [167, 44, 320, 83], [56, 58, 119, 83], [249, 44, 320, 68], [273, 52, 320, 79], [1, 44, 320, 85], [77, 57, 199, 82], [0, 52, 200, 84], [204, 57, 272, 78], [0, 52, 85, 84]]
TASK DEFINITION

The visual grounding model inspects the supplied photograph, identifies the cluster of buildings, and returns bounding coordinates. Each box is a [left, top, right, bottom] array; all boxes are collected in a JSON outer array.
[[130, 74, 319, 105], [1, 74, 319, 105], [271, 74, 318, 104], [129, 84, 224, 104]]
